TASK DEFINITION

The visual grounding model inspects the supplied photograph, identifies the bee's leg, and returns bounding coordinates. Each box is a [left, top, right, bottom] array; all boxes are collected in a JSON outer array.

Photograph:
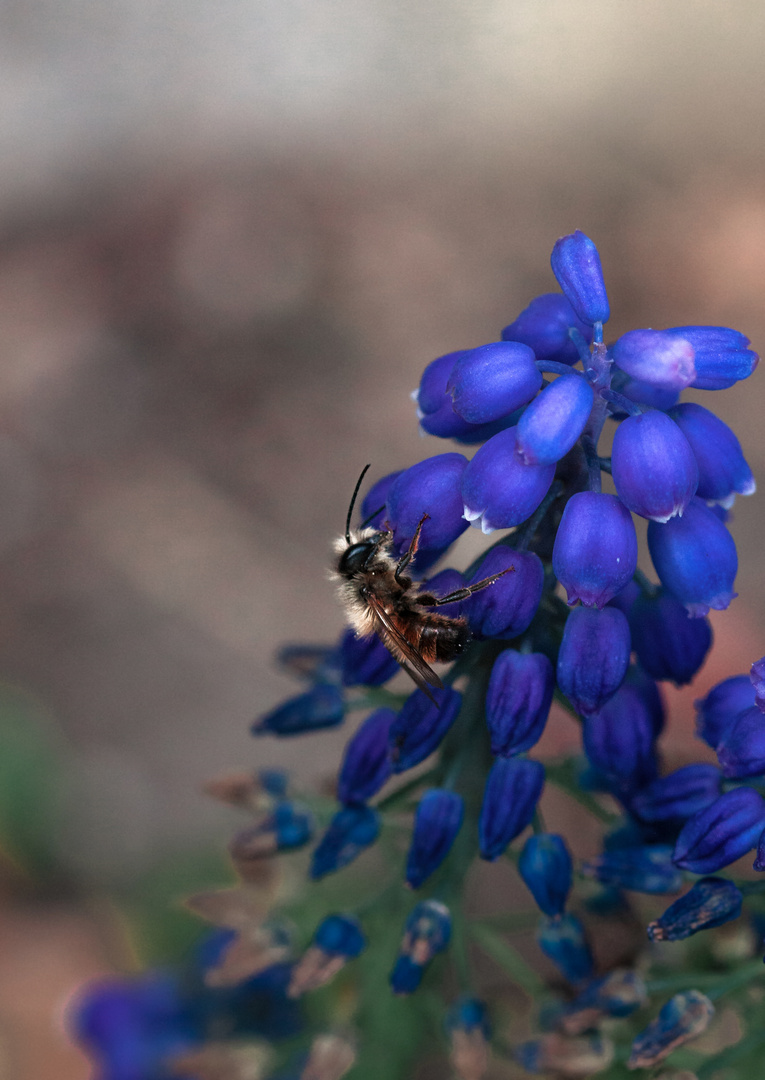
[[425, 566, 515, 605], [394, 512, 430, 583]]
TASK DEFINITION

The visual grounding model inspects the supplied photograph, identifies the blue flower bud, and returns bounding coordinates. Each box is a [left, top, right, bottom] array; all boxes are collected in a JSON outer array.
[[336, 708, 395, 805], [515, 1033, 614, 1075], [556, 606, 630, 717], [716, 706, 765, 779], [751, 656, 765, 712], [446, 996, 491, 1037], [628, 990, 714, 1070], [479, 757, 545, 860], [446, 997, 491, 1080], [485, 650, 554, 756], [647, 497, 738, 617], [582, 684, 659, 794], [387, 454, 469, 570], [614, 372, 680, 411], [695, 674, 755, 749], [582, 845, 682, 894], [288, 915, 367, 997], [537, 913, 594, 983], [463, 548, 544, 640], [611, 329, 696, 391], [390, 900, 451, 994], [461, 427, 556, 533], [415, 352, 519, 442], [390, 687, 462, 773], [359, 470, 401, 531], [673, 787, 765, 873], [339, 628, 399, 687], [550, 231, 610, 326], [501, 292, 593, 366], [606, 578, 640, 616], [446, 342, 543, 424], [252, 683, 344, 737], [647, 877, 743, 942], [552, 492, 638, 608], [669, 402, 755, 505], [313, 914, 366, 958], [405, 789, 464, 888], [518, 833, 573, 916], [631, 764, 722, 825], [629, 589, 712, 686], [611, 411, 698, 522], [516, 374, 594, 466], [309, 804, 381, 880], [560, 969, 647, 1034], [230, 800, 314, 861], [665, 325, 759, 390]]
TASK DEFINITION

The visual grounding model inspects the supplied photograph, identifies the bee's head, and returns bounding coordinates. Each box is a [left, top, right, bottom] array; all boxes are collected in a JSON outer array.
[[337, 539, 378, 577]]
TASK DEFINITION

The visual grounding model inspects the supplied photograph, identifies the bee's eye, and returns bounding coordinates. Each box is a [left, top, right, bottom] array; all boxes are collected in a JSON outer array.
[[339, 542, 375, 576]]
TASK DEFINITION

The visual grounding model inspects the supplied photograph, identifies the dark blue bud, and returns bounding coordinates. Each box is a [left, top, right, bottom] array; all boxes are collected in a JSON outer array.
[[501, 292, 593, 366], [309, 804, 380, 880], [229, 800, 314, 860], [359, 470, 401, 531], [647, 497, 738, 617], [479, 757, 545, 860], [673, 787, 765, 873], [717, 706, 765, 779], [390, 900, 451, 995], [418, 351, 467, 415], [669, 402, 755, 506], [615, 372, 680, 411], [486, 650, 554, 756], [415, 352, 519, 442], [561, 970, 647, 1033], [647, 877, 743, 941], [445, 996, 491, 1037], [583, 684, 659, 795], [518, 833, 573, 916], [252, 683, 344, 737], [582, 845, 682, 894], [336, 708, 395, 805], [695, 675, 755, 749], [389, 955, 423, 994], [405, 789, 464, 888], [611, 411, 698, 523], [461, 427, 556, 533], [630, 589, 712, 686], [386, 454, 469, 570], [552, 492, 638, 608], [612, 329, 696, 391], [313, 914, 366, 958], [390, 687, 462, 773], [631, 764, 722, 825], [550, 231, 610, 326], [556, 606, 630, 717], [339, 628, 399, 687], [665, 325, 759, 390], [516, 374, 594, 466], [463, 548, 544, 640], [537, 913, 594, 983], [628, 991, 714, 1070], [446, 342, 542, 424], [751, 657, 765, 712]]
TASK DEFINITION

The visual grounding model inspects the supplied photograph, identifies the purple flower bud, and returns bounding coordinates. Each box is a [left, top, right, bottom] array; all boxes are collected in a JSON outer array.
[[552, 492, 638, 608], [647, 877, 743, 942], [611, 329, 696, 391], [446, 342, 542, 424], [582, 684, 659, 794], [359, 470, 401, 531], [485, 650, 554, 756], [339, 628, 399, 687], [288, 915, 366, 998], [537, 913, 594, 983], [479, 757, 545, 860], [717, 706, 765, 779], [665, 325, 759, 390], [387, 454, 469, 569], [501, 292, 593, 366], [695, 674, 755, 749], [313, 914, 366, 958], [673, 787, 765, 873], [611, 411, 698, 523], [581, 845, 682, 894], [230, 800, 314, 861], [390, 900, 451, 994], [415, 352, 518, 442], [628, 991, 714, 1069], [252, 683, 344, 737], [463, 548, 544, 640], [337, 708, 395, 805], [390, 687, 462, 773], [631, 764, 722, 825], [606, 578, 640, 616], [461, 427, 556, 533], [629, 589, 712, 686], [310, 804, 380, 880], [669, 402, 755, 505], [647, 497, 738, 617], [550, 231, 610, 326], [751, 656, 765, 712], [615, 372, 680, 411], [405, 789, 464, 888], [518, 833, 573, 916], [556, 606, 630, 717], [516, 374, 594, 466]]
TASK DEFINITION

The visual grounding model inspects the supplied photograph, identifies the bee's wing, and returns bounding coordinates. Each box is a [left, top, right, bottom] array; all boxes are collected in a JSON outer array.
[[366, 594, 444, 701]]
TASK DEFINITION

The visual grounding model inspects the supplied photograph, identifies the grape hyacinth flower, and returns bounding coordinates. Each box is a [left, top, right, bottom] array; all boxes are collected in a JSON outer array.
[[647, 877, 743, 941]]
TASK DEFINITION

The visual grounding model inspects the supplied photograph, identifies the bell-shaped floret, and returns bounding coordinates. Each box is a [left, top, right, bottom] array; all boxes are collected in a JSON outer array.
[[716, 706, 765, 779], [665, 325, 759, 390], [390, 687, 462, 773], [647, 877, 742, 942], [446, 342, 542, 424], [631, 764, 722, 826], [479, 757, 545, 860], [582, 682, 659, 795], [611, 411, 698, 522], [518, 833, 573, 916], [647, 497, 738, 617], [310, 804, 380, 880], [629, 589, 712, 685], [359, 470, 401, 531], [252, 683, 344, 737], [339, 628, 400, 687], [516, 374, 594, 466], [581, 845, 682, 894], [336, 708, 395, 805], [628, 991, 714, 1070], [669, 401, 755, 505], [485, 650, 554, 756], [405, 789, 464, 888], [501, 292, 593, 366], [463, 548, 544, 640], [288, 913, 367, 997], [552, 492, 638, 608], [461, 427, 556, 533], [550, 231, 610, 326], [386, 454, 469, 570], [414, 352, 519, 442], [673, 787, 765, 873], [556, 606, 630, 717], [537, 912, 594, 984], [695, 675, 755, 749], [614, 372, 680, 411], [611, 329, 696, 391], [390, 900, 451, 994]]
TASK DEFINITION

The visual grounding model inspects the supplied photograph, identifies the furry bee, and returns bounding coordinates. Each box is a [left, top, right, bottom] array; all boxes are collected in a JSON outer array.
[[333, 465, 513, 698]]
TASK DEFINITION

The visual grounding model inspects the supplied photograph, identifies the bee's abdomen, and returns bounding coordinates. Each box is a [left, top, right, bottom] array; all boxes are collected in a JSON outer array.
[[419, 618, 471, 663]]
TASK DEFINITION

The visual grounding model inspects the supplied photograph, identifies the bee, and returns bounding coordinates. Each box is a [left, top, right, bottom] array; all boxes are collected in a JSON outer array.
[[332, 465, 513, 699]]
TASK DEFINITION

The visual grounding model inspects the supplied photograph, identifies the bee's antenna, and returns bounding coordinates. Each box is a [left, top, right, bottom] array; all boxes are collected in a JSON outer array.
[[346, 464, 372, 543], [360, 504, 385, 530]]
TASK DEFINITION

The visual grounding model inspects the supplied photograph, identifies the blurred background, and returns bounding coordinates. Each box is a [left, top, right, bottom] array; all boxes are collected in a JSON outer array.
[[0, 1, 765, 1074]]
